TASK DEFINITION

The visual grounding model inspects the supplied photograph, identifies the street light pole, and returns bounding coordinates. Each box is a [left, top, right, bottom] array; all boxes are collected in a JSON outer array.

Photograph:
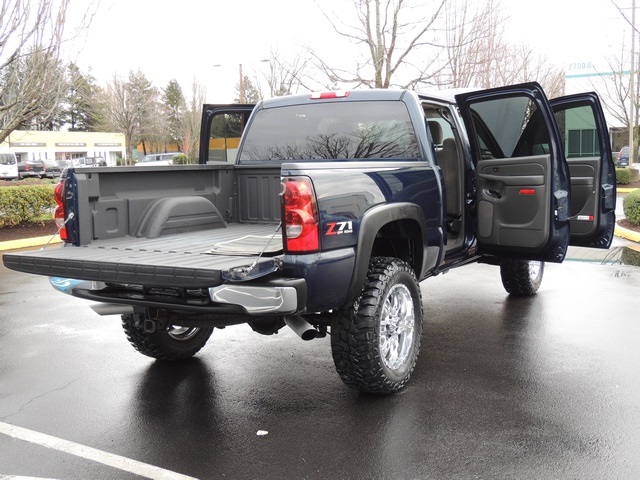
[[630, 0, 636, 168], [239, 63, 244, 104]]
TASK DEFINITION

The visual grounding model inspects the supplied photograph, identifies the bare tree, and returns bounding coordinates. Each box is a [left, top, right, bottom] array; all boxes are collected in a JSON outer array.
[[264, 52, 311, 96], [179, 79, 206, 163], [310, 0, 447, 89], [437, 0, 505, 89], [103, 74, 137, 164], [592, 38, 640, 137], [0, 0, 97, 142]]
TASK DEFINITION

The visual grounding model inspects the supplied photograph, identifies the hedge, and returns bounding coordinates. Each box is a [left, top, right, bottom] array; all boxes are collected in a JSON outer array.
[[616, 168, 631, 185], [0, 184, 56, 227], [623, 189, 640, 226]]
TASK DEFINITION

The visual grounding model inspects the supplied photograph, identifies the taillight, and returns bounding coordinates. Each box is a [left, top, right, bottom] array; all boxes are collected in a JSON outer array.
[[282, 177, 319, 252], [54, 182, 68, 241]]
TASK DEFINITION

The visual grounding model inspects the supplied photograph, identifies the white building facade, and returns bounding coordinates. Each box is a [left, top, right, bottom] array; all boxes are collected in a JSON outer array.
[[0, 131, 126, 166]]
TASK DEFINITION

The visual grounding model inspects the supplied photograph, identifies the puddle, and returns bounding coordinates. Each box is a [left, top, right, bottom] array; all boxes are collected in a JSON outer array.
[[566, 246, 640, 266]]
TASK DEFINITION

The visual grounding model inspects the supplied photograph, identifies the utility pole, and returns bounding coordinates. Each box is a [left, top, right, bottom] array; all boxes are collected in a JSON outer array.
[[239, 64, 244, 104], [630, 0, 636, 167]]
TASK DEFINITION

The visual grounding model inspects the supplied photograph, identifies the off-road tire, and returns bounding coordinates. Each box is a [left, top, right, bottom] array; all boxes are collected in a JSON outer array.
[[500, 259, 544, 296], [121, 314, 213, 361], [331, 257, 423, 394]]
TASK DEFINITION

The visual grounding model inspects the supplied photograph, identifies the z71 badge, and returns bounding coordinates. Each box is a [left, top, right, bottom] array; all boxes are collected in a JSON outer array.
[[325, 221, 354, 236]]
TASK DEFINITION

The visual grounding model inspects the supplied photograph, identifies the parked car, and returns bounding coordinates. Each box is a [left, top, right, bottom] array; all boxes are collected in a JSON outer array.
[[616, 146, 639, 167], [73, 156, 106, 167], [21, 159, 62, 178], [0, 151, 19, 180], [17, 160, 37, 179], [136, 153, 181, 166]]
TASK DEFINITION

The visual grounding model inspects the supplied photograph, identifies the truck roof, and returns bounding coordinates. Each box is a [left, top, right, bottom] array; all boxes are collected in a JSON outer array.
[[260, 89, 412, 109], [259, 87, 477, 109]]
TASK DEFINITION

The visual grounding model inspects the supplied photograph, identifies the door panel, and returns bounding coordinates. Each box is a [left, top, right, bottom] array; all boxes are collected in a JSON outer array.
[[477, 155, 550, 248], [456, 83, 570, 262], [551, 95, 616, 248]]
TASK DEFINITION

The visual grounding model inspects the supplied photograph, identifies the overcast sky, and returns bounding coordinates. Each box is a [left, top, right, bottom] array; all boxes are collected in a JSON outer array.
[[66, 0, 628, 103]]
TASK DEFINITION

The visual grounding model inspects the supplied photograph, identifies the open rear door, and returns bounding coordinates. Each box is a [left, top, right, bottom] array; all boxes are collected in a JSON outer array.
[[550, 94, 616, 248], [456, 83, 570, 263], [199, 104, 256, 164]]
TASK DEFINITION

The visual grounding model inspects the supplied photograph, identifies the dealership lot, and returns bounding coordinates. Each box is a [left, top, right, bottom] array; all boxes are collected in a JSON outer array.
[[1, 253, 639, 479]]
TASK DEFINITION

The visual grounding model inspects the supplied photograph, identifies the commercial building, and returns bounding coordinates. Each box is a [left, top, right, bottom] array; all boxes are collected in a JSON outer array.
[[0, 130, 125, 166]]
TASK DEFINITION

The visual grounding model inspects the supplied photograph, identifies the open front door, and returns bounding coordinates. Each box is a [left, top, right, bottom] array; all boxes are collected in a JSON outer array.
[[456, 83, 570, 263], [550, 94, 616, 248]]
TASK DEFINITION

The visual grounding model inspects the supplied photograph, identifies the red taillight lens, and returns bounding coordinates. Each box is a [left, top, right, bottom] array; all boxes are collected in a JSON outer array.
[[54, 182, 67, 241], [282, 177, 319, 252]]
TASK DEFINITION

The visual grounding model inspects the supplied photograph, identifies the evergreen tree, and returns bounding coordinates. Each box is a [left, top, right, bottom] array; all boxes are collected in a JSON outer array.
[[65, 64, 104, 132], [164, 80, 186, 151]]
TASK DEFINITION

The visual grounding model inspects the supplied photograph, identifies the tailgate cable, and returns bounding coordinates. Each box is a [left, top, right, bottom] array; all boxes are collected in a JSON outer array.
[[225, 222, 282, 281], [40, 212, 75, 250]]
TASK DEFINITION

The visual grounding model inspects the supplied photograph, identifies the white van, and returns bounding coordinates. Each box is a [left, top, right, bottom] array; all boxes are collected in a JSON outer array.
[[0, 151, 19, 180]]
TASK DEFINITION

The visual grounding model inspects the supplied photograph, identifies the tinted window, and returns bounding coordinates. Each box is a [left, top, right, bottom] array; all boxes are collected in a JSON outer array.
[[553, 104, 600, 158], [239, 101, 420, 162], [468, 96, 550, 160], [208, 112, 248, 162], [0, 154, 16, 165]]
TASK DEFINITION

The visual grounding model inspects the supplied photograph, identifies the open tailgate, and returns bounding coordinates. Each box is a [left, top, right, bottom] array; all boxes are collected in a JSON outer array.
[[3, 224, 282, 288]]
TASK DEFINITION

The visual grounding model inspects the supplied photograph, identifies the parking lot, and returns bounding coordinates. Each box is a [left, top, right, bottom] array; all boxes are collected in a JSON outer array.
[[1, 252, 640, 479]]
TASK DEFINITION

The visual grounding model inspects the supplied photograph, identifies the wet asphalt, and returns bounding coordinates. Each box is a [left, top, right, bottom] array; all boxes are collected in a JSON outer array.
[[1, 242, 639, 479]]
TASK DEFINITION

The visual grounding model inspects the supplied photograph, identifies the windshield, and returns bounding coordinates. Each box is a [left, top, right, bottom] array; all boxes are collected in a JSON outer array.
[[239, 100, 420, 162], [0, 154, 16, 165]]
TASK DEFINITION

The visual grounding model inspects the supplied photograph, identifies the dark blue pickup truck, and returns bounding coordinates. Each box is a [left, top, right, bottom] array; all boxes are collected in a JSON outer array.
[[3, 83, 616, 394]]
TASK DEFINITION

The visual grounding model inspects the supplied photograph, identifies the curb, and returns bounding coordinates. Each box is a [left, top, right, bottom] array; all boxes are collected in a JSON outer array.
[[614, 223, 640, 243], [0, 234, 61, 252]]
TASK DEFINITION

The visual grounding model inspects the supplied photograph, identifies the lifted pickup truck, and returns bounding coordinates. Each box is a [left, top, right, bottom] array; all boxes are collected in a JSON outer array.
[[3, 83, 616, 394]]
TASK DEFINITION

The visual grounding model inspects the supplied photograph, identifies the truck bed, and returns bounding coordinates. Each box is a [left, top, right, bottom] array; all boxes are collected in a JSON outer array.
[[3, 223, 283, 288]]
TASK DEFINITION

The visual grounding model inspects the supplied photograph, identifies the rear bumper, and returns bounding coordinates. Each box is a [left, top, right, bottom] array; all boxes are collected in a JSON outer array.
[[50, 276, 307, 315], [209, 277, 306, 314]]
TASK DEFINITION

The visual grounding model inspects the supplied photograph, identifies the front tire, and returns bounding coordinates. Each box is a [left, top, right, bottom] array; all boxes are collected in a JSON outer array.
[[122, 313, 213, 361], [331, 257, 423, 394], [500, 259, 544, 296]]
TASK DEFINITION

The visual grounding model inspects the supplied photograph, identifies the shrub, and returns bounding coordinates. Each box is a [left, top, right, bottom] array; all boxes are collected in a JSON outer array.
[[173, 153, 189, 165], [616, 168, 631, 184], [622, 247, 640, 267], [0, 184, 56, 227], [623, 189, 640, 226]]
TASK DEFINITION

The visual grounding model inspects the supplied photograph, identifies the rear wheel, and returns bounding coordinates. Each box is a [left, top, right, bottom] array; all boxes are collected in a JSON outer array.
[[331, 257, 423, 394], [122, 313, 213, 361], [500, 259, 544, 296]]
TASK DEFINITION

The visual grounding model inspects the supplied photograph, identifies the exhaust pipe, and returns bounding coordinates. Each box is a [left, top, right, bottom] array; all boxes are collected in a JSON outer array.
[[284, 315, 318, 341], [90, 303, 135, 316]]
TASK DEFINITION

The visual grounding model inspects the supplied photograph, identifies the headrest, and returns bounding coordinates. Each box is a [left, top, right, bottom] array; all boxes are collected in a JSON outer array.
[[428, 121, 443, 145]]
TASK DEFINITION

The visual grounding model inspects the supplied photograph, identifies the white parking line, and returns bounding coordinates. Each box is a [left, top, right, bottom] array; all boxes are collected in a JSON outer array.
[[0, 422, 198, 480]]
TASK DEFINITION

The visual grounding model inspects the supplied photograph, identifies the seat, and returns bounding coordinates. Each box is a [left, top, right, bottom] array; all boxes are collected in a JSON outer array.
[[436, 138, 461, 219]]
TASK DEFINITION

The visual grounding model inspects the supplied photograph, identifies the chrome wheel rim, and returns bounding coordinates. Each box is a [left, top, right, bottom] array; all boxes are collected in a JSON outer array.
[[529, 261, 543, 281], [166, 326, 200, 341], [379, 284, 415, 371]]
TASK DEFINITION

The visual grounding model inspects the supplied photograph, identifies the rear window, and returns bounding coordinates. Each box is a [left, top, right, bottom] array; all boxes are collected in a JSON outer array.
[[238, 101, 420, 162]]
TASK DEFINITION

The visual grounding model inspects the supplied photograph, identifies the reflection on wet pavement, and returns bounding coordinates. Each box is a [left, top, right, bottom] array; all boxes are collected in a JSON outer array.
[[566, 245, 640, 266]]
